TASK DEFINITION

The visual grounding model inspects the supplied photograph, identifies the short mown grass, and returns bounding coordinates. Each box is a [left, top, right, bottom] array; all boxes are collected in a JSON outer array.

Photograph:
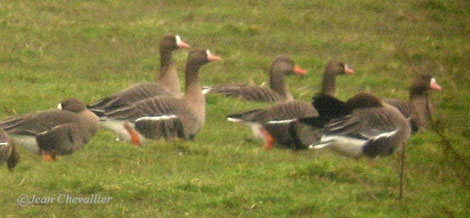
[[0, 0, 469, 216]]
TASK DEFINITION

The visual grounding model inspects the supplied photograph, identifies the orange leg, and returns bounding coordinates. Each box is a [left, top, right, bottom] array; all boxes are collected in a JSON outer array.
[[259, 127, 274, 150], [123, 122, 141, 147]]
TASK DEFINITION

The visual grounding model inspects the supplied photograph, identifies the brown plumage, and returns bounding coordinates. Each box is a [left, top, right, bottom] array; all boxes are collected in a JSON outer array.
[[0, 128, 19, 171], [0, 98, 100, 160], [101, 48, 220, 144], [385, 74, 441, 133], [204, 55, 307, 102], [296, 93, 411, 158], [227, 61, 353, 149], [88, 34, 190, 114]]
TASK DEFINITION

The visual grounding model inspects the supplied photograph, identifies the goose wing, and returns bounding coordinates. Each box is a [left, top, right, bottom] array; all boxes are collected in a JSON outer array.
[[36, 122, 92, 155], [228, 100, 317, 124], [88, 82, 171, 114], [0, 110, 81, 136], [104, 96, 190, 139], [208, 84, 282, 102]]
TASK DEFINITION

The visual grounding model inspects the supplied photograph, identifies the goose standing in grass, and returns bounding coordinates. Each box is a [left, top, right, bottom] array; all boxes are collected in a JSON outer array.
[[0, 99, 100, 161], [227, 61, 354, 150], [100, 48, 220, 145], [88, 34, 190, 115], [0, 128, 19, 171], [385, 74, 441, 133], [203, 55, 307, 102], [293, 93, 411, 158]]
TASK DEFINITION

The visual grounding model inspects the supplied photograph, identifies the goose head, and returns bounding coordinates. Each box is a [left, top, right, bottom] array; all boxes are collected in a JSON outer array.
[[270, 55, 307, 77], [411, 74, 442, 96], [186, 48, 221, 68], [57, 98, 87, 113], [160, 34, 191, 51], [326, 61, 355, 76]]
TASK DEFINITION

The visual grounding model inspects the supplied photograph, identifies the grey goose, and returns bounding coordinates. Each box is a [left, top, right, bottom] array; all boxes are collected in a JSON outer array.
[[385, 74, 441, 133], [203, 55, 307, 102], [88, 34, 190, 115], [226, 61, 354, 149], [289, 93, 411, 158], [100, 48, 220, 145], [0, 98, 100, 161], [0, 128, 19, 171]]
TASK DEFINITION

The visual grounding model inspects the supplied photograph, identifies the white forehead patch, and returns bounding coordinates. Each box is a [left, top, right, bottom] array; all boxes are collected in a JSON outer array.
[[175, 35, 182, 46], [57, 104, 62, 110], [431, 78, 436, 84], [206, 50, 211, 57], [344, 64, 349, 69]]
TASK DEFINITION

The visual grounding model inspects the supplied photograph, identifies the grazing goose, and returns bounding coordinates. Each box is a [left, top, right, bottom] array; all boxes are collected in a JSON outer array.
[[203, 55, 307, 102], [227, 61, 354, 149], [385, 74, 441, 133], [0, 99, 100, 160], [88, 34, 190, 114], [296, 93, 411, 158], [100, 48, 220, 145], [0, 128, 19, 171]]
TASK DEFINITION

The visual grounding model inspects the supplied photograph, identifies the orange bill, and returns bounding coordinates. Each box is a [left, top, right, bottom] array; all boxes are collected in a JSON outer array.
[[430, 78, 442, 91], [206, 50, 221, 61], [345, 64, 355, 74], [176, 35, 191, 48], [293, 65, 307, 75], [177, 41, 190, 48]]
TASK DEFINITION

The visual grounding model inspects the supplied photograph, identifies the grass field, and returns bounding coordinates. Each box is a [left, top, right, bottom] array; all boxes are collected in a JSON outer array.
[[0, 0, 469, 216]]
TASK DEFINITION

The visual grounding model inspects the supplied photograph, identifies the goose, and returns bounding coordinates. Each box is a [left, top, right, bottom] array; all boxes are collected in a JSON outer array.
[[100, 48, 220, 145], [0, 98, 100, 161], [88, 34, 190, 115], [203, 55, 307, 102], [226, 61, 354, 149], [292, 93, 411, 158], [0, 128, 19, 171], [385, 74, 441, 133]]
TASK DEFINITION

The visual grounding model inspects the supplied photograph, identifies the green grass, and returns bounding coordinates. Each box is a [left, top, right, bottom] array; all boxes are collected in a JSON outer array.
[[0, 0, 469, 216]]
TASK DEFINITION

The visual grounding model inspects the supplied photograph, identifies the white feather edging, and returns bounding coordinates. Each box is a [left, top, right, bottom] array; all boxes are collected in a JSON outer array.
[[201, 86, 213, 95], [227, 117, 242, 122], [372, 130, 398, 141], [135, 115, 177, 122], [266, 119, 297, 125]]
